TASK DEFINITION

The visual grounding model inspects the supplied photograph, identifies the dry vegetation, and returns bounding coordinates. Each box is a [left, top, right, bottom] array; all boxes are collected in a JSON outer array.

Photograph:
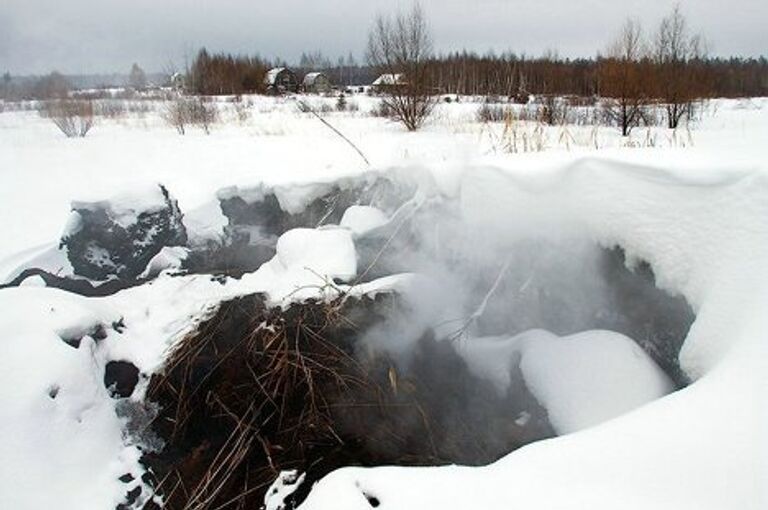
[[162, 96, 218, 135], [366, 4, 437, 131], [140, 292, 551, 510], [39, 99, 95, 137]]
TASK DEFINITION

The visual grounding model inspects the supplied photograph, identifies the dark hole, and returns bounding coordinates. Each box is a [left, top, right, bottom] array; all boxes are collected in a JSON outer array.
[[112, 318, 126, 333], [124, 486, 141, 505], [104, 360, 140, 398], [91, 323, 108, 341], [364, 493, 380, 508]]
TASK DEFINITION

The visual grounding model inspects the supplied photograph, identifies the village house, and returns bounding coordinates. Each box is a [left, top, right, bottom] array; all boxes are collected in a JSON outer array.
[[264, 67, 298, 94], [371, 73, 407, 93], [302, 72, 332, 94]]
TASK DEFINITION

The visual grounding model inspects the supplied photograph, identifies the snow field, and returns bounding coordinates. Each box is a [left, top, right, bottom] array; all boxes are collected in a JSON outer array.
[[0, 96, 766, 509]]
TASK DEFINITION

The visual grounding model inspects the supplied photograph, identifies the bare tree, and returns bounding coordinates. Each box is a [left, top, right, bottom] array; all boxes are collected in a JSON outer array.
[[162, 96, 189, 135], [653, 4, 707, 128], [128, 63, 148, 91], [32, 71, 71, 99], [40, 100, 94, 137], [188, 98, 217, 134], [366, 3, 437, 131], [599, 19, 652, 136], [1, 72, 10, 99]]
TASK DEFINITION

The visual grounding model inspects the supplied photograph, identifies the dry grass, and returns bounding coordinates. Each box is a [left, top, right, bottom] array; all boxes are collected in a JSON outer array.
[[141, 292, 552, 510]]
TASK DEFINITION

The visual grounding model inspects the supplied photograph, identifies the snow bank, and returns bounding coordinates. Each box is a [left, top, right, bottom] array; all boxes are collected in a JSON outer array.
[[69, 184, 171, 230], [459, 329, 674, 434], [298, 158, 768, 510], [520, 330, 673, 433], [0, 219, 381, 509], [0, 243, 73, 283], [0, 98, 766, 509], [0, 288, 133, 509], [235, 227, 357, 302], [138, 246, 189, 279]]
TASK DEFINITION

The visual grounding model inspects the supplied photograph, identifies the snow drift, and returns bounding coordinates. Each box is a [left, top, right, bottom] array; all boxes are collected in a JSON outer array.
[[0, 154, 765, 510], [296, 158, 768, 510]]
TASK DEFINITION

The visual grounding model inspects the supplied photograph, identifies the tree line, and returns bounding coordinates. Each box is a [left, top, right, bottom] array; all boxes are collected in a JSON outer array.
[[177, 3, 766, 104], [177, 48, 766, 100], [4, 43, 765, 102]]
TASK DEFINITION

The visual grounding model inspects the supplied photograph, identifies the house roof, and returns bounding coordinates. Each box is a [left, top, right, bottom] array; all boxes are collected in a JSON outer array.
[[265, 67, 291, 85], [302, 72, 329, 86], [372, 73, 405, 86]]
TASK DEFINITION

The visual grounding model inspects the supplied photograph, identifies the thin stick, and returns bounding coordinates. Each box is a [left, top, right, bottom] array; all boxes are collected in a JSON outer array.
[[449, 257, 511, 341], [298, 100, 370, 167]]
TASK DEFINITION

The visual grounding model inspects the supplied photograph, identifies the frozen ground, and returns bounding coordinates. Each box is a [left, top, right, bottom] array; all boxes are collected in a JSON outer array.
[[0, 96, 767, 509]]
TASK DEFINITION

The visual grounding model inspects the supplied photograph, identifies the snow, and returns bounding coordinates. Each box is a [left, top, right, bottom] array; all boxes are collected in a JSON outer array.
[[518, 329, 674, 434], [340, 205, 389, 235], [0, 288, 131, 509], [265, 67, 289, 85], [182, 198, 228, 245], [372, 73, 405, 86], [302, 72, 327, 86], [518, 330, 673, 433], [275, 228, 354, 277], [2, 96, 765, 265], [0, 96, 767, 509], [0, 227, 375, 509], [234, 227, 358, 301], [0, 243, 73, 283], [138, 246, 189, 279], [458, 329, 674, 434], [264, 470, 307, 510], [19, 274, 47, 287], [297, 155, 768, 509], [70, 184, 169, 230]]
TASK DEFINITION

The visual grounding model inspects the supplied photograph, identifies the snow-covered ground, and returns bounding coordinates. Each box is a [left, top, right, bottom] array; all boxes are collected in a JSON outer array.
[[0, 96, 766, 509], [2, 95, 766, 264]]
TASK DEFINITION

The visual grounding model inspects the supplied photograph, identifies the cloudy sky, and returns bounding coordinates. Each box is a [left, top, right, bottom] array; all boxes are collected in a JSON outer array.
[[1, 0, 765, 75]]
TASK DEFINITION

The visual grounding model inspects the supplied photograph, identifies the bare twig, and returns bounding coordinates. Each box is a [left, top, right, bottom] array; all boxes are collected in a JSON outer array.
[[298, 100, 370, 166]]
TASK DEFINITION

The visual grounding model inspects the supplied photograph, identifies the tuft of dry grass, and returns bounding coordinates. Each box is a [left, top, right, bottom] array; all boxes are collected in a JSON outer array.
[[141, 292, 553, 510]]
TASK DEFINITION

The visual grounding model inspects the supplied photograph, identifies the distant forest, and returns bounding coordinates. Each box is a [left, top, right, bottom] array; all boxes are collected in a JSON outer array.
[[181, 49, 768, 98], [3, 50, 767, 100]]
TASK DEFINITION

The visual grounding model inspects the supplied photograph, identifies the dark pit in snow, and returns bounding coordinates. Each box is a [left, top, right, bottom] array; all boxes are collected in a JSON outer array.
[[104, 360, 140, 398]]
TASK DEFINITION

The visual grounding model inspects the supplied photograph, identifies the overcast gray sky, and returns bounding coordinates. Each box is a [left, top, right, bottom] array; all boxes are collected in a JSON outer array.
[[1, 0, 765, 75]]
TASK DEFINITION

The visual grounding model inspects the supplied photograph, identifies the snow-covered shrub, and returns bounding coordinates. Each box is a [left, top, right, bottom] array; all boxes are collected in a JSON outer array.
[[93, 99, 126, 119], [336, 94, 347, 111], [476, 103, 510, 122], [187, 97, 218, 134], [161, 96, 189, 134], [39, 99, 95, 137], [161, 96, 217, 134], [231, 96, 252, 123], [535, 95, 571, 125]]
